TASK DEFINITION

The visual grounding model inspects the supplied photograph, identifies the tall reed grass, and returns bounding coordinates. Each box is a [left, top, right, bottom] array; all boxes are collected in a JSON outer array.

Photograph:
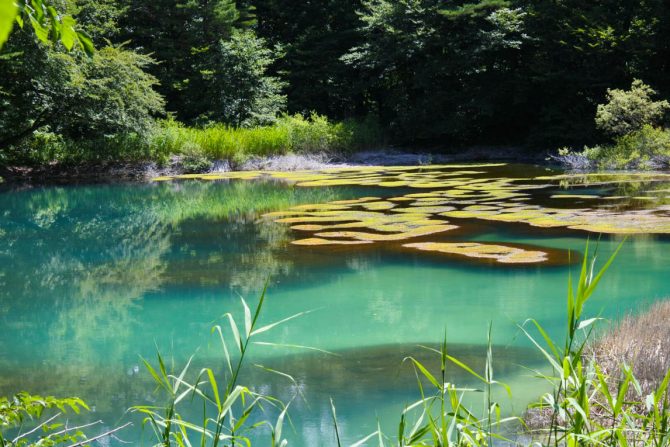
[[5, 114, 383, 168], [149, 114, 384, 167]]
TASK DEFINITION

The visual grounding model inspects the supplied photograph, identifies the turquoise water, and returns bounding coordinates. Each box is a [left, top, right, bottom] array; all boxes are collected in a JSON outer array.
[[0, 167, 669, 445]]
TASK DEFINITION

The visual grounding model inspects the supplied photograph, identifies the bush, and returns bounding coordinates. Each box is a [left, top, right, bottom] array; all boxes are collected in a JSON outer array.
[[596, 80, 670, 138], [556, 79, 670, 171], [565, 125, 670, 170]]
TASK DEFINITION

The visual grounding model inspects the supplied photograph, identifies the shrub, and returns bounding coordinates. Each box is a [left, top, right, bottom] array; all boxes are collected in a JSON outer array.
[[177, 142, 212, 173], [574, 125, 670, 170], [596, 80, 670, 138]]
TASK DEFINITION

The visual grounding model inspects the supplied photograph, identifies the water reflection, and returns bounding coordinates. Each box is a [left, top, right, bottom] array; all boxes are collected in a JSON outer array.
[[0, 180, 350, 395]]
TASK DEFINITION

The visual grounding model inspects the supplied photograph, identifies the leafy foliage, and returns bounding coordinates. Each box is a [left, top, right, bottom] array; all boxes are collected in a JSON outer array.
[[596, 79, 670, 138], [4, 0, 670, 166], [0, 31, 163, 158], [132, 286, 298, 446], [0, 393, 91, 447], [587, 126, 670, 170], [207, 29, 286, 127], [0, 0, 92, 53]]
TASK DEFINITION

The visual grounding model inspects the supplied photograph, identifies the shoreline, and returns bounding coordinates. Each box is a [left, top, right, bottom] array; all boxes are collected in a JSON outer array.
[[0, 146, 550, 184]]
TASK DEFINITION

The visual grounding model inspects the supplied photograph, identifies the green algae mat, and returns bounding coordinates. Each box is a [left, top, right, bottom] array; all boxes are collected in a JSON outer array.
[[156, 163, 670, 266], [1, 164, 669, 446]]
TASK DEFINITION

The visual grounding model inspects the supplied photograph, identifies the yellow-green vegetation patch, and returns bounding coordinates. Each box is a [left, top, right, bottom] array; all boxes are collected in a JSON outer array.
[[290, 224, 330, 231], [404, 192, 444, 198], [368, 219, 446, 233], [330, 197, 381, 204], [567, 212, 670, 233], [410, 200, 454, 207], [441, 210, 501, 219], [403, 242, 549, 264], [361, 201, 396, 211], [413, 197, 453, 202], [378, 181, 409, 187], [292, 203, 352, 211], [392, 206, 456, 214], [154, 165, 670, 236], [410, 163, 507, 169], [315, 224, 458, 242], [535, 173, 670, 182], [462, 205, 501, 211], [292, 238, 373, 246]]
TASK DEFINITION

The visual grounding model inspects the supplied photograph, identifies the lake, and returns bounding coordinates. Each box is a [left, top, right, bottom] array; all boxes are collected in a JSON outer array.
[[1, 163, 669, 445]]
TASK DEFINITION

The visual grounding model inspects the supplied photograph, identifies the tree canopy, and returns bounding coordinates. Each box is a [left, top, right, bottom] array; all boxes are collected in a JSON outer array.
[[1, 0, 670, 162]]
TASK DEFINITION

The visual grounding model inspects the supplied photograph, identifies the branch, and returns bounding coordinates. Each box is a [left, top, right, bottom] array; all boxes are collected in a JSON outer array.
[[0, 107, 53, 150], [65, 422, 132, 447], [48, 420, 104, 439], [12, 413, 62, 443]]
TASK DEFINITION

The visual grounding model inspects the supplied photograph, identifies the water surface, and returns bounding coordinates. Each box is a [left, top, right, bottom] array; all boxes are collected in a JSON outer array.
[[1, 164, 669, 445]]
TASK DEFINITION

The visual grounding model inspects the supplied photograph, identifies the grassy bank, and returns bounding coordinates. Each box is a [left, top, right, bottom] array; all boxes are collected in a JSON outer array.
[[557, 125, 670, 171], [1, 114, 384, 172]]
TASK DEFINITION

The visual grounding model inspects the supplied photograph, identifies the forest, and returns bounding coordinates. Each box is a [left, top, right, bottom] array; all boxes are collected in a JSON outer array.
[[1, 0, 670, 171]]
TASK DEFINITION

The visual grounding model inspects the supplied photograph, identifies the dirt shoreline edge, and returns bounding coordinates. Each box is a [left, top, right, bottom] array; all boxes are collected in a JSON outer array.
[[0, 147, 550, 184]]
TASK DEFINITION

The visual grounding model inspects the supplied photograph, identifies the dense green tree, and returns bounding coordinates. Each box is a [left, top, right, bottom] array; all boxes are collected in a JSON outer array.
[[68, 0, 126, 44], [5, 0, 670, 163], [344, 0, 528, 143], [206, 29, 286, 126], [252, 0, 365, 118], [119, 0, 262, 122], [518, 0, 667, 145], [0, 29, 163, 152]]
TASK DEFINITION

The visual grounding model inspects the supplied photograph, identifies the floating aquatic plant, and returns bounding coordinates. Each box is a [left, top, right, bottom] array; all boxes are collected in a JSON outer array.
[[403, 242, 550, 264], [154, 164, 670, 237]]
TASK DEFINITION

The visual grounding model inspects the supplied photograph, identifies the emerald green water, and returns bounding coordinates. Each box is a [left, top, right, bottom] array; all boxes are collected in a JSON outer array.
[[0, 166, 669, 445]]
